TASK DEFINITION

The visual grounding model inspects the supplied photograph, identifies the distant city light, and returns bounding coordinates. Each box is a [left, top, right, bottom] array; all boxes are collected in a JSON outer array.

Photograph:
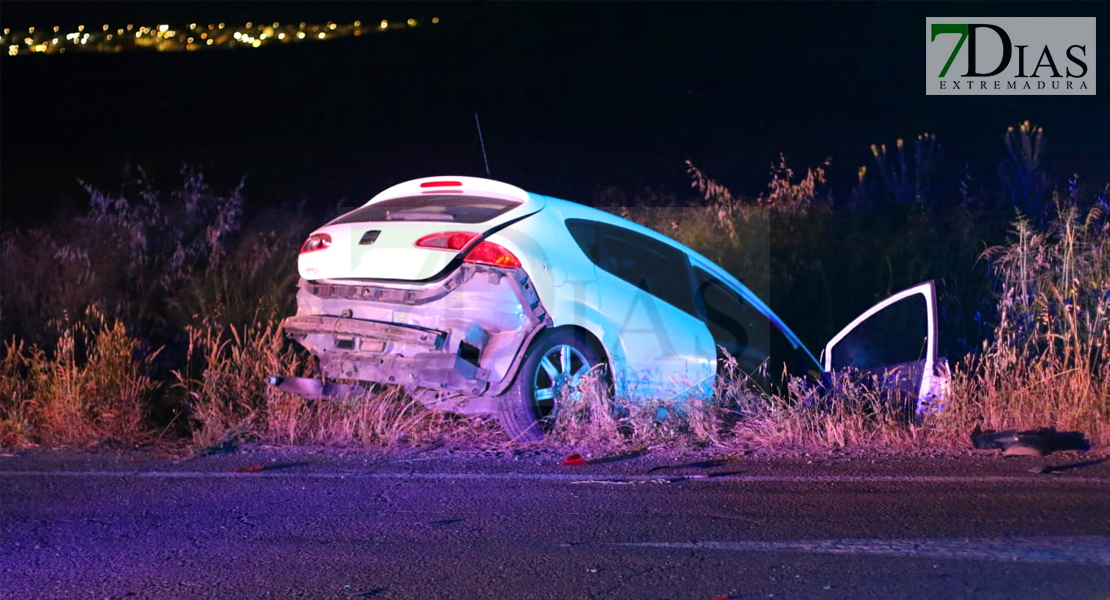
[[1, 16, 439, 56]]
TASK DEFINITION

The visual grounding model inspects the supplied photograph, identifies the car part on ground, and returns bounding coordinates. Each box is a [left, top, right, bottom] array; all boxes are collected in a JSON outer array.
[[970, 426, 1090, 457]]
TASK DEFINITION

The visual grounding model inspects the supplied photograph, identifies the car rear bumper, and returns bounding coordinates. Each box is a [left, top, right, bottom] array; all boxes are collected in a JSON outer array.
[[282, 264, 550, 411]]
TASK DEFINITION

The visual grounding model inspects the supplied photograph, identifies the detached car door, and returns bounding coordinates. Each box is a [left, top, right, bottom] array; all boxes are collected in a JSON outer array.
[[823, 281, 948, 415]]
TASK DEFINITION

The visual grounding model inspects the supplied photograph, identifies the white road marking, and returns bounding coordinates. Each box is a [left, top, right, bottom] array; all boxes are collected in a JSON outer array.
[[1, 470, 1109, 485], [618, 536, 1110, 566]]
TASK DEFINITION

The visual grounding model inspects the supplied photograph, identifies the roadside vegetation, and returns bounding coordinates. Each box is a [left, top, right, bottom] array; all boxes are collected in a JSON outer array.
[[2, 121, 1107, 452]]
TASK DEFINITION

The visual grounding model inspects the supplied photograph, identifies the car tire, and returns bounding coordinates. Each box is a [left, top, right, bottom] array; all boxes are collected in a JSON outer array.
[[496, 328, 606, 442]]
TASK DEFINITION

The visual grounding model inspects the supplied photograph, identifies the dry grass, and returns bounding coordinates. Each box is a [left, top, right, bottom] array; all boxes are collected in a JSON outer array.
[[937, 196, 1110, 445], [6, 196, 1103, 452], [263, 385, 478, 448], [544, 358, 929, 455], [2, 146, 1106, 453], [173, 318, 482, 450], [0, 338, 39, 447], [174, 317, 307, 447], [0, 308, 160, 447]]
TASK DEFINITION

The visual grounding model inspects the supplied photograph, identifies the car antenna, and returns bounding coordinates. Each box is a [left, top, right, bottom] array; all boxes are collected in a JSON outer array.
[[474, 112, 492, 178]]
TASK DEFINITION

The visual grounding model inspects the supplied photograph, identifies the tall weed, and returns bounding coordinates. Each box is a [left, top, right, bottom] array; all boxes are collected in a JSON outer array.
[[0, 308, 159, 446]]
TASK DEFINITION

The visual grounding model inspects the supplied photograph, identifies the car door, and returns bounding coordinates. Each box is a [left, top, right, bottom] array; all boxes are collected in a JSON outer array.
[[823, 281, 948, 415], [564, 219, 716, 400]]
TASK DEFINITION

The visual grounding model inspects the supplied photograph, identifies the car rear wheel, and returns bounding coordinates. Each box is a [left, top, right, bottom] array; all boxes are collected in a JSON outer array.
[[496, 329, 606, 442]]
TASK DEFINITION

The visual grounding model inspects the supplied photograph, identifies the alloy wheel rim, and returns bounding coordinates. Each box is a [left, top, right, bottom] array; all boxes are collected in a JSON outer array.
[[531, 344, 591, 422]]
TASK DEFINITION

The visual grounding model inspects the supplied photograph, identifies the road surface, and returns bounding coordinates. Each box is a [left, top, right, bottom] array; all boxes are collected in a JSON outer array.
[[2, 449, 1109, 599]]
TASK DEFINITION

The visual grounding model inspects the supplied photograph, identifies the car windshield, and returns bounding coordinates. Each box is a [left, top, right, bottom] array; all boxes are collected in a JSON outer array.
[[330, 195, 520, 225]]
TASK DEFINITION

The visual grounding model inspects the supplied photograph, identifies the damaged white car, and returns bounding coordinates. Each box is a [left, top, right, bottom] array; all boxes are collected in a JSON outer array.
[[271, 176, 948, 440]]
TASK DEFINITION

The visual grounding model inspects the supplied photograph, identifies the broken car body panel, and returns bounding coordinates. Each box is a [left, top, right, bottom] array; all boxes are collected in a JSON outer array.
[[287, 262, 551, 413]]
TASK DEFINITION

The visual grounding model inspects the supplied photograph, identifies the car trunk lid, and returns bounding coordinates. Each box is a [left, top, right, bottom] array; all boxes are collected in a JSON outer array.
[[298, 177, 545, 281]]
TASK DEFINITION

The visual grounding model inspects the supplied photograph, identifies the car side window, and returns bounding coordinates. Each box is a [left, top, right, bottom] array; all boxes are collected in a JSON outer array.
[[692, 267, 772, 367], [566, 218, 696, 315]]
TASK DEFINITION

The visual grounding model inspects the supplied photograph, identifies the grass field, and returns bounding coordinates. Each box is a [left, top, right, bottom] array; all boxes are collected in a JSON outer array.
[[2, 122, 1107, 451]]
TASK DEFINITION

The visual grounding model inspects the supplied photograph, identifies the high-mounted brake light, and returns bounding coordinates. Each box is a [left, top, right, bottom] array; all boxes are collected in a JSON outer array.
[[300, 233, 332, 254], [415, 231, 521, 268], [419, 180, 463, 188]]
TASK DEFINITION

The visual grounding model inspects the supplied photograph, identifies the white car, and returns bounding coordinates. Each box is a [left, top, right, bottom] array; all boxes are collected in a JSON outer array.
[[272, 176, 948, 440]]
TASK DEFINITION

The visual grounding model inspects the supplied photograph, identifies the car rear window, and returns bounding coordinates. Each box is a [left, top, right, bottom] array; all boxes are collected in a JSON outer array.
[[331, 195, 520, 225]]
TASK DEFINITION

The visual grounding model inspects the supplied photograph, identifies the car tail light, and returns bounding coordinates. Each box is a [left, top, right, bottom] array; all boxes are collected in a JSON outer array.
[[415, 231, 479, 250], [300, 233, 332, 254], [464, 240, 521, 268], [415, 231, 521, 268]]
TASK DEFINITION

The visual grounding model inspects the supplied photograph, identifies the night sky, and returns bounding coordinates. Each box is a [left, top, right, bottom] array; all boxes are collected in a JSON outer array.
[[2, 1, 1108, 224]]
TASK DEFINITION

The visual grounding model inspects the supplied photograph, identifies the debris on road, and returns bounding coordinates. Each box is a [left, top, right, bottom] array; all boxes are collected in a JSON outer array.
[[228, 461, 313, 474], [570, 475, 713, 485], [647, 458, 732, 473], [584, 447, 650, 465], [428, 518, 465, 527], [970, 426, 1089, 457], [562, 453, 588, 466], [197, 434, 240, 457]]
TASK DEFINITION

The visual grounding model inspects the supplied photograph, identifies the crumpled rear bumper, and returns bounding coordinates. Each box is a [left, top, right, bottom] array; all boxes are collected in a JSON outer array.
[[282, 264, 550, 409], [283, 314, 492, 395]]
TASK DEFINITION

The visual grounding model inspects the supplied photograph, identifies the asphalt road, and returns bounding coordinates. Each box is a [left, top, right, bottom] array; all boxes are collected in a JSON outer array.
[[2, 449, 1109, 600]]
